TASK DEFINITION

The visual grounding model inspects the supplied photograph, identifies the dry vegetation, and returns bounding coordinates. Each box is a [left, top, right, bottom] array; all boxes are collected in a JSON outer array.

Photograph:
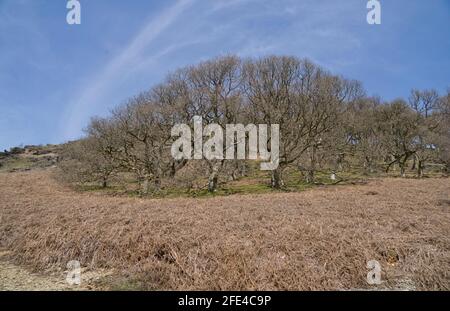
[[1, 169, 449, 290]]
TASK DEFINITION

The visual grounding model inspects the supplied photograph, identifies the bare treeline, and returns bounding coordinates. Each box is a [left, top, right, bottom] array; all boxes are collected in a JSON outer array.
[[60, 55, 450, 194]]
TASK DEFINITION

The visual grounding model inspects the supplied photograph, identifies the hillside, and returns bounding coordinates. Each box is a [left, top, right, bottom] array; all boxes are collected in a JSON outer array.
[[0, 169, 448, 290], [0, 145, 60, 173]]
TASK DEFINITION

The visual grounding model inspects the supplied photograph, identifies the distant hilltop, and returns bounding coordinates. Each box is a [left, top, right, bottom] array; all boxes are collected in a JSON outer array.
[[0, 144, 62, 173]]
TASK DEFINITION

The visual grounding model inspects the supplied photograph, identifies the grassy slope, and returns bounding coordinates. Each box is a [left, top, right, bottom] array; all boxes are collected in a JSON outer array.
[[0, 170, 448, 290]]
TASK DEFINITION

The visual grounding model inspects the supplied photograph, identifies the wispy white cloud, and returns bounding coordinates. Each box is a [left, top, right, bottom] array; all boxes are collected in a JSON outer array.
[[61, 0, 195, 141], [2, 0, 449, 151], [209, 0, 257, 12]]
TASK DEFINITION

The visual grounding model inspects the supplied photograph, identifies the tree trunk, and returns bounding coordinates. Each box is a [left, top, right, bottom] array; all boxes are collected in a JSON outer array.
[[305, 169, 315, 184], [364, 156, 374, 174], [230, 161, 245, 181], [399, 153, 411, 178], [400, 162, 406, 178], [207, 160, 223, 192], [169, 160, 187, 178], [153, 164, 162, 192], [336, 153, 344, 172], [153, 176, 161, 191], [208, 174, 218, 192], [102, 178, 107, 188], [271, 167, 284, 189], [240, 162, 247, 177], [306, 146, 317, 184], [141, 179, 150, 195], [417, 160, 423, 178], [386, 155, 397, 173], [169, 162, 176, 178]]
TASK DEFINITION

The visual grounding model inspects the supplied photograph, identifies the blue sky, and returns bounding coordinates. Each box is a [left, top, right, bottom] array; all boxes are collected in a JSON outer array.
[[0, 0, 449, 151]]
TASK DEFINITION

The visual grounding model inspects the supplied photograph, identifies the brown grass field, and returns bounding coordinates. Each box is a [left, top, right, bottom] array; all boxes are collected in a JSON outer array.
[[0, 169, 449, 290]]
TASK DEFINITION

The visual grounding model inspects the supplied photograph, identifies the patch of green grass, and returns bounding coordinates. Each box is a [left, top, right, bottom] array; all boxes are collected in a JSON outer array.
[[74, 163, 448, 200], [73, 168, 363, 199], [219, 182, 273, 195], [0, 157, 34, 172]]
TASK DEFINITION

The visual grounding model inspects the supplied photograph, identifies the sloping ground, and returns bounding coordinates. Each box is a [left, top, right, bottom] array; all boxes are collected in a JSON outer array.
[[0, 261, 69, 291], [0, 250, 76, 291], [0, 250, 108, 291], [0, 145, 59, 173], [0, 169, 449, 290]]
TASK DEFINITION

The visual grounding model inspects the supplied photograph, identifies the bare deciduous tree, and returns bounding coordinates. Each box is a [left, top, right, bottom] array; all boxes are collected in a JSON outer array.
[[59, 56, 449, 194]]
